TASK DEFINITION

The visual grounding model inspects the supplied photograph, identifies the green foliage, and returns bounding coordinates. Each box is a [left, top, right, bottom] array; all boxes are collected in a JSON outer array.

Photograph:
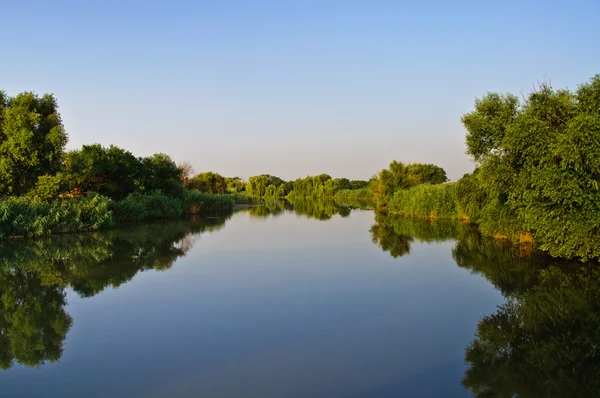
[[0, 194, 113, 238], [112, 190, 234, 222], [112, 191, 183, 222], [0, 92, 67, 196], [182, 190, 234, 214], [246, 174, 289, 199], [388, 183, 459, 219], [225, 176, 246, 193], [334, 187, 374, 206], [187, 171, 227, 194], [64, 145, 184, 200], [461, 74, 600, 259], [370, 161, 448, 206], [0, 190, 233, 238], [64, 144, 142, 200], [26, 173, 69, 201], [406, 163, 449, 185], [138, 153, 183, 197], [291, 174, 336, 199]]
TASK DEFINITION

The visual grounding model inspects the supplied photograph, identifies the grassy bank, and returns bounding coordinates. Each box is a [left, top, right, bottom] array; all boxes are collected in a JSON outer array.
[[0, 190, 234, 239], [388, 183, 463, 219]]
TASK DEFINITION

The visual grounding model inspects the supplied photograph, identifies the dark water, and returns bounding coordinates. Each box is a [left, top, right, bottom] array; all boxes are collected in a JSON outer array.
[[1, 202, 598, 397]]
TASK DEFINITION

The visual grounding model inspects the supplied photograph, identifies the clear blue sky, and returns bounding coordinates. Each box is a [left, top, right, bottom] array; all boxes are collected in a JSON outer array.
[[2, 0, 598, 181]]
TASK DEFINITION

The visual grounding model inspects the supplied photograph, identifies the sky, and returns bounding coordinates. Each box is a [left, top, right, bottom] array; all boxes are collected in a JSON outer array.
[[2, 0, 599, 181]]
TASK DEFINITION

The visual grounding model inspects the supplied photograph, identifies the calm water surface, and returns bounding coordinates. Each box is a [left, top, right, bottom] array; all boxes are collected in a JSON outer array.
[[0, 203, 596, 397]]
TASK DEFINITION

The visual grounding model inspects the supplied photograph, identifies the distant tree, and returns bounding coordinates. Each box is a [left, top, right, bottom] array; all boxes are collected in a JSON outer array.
[[406, 163, 448, 184], [139, 153, 183, 196], [187, 172, 227, 194], [334, 178, 352, 191], [370, 161, 448, 205], [349, 180, 369, 190], [225, 177, 246, 193], [246, 174, 288, 198], [0, 92, 68, 196]]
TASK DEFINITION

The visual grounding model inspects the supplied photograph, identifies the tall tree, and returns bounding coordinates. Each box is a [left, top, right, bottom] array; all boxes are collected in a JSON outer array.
[[0, 92, 67, 196]]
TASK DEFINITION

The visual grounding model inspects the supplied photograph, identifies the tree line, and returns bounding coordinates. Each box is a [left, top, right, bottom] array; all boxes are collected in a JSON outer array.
[[362, 74, 600, 261]]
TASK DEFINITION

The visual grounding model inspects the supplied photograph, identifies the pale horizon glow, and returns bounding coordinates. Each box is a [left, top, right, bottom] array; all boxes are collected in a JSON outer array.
[[2, 1, 598, 181]]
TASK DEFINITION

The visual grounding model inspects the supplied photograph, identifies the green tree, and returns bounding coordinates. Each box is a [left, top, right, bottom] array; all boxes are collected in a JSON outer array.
[[406, 163, 448, 184], [139, 153, 183, 196], [225, 177, 246, 193], [63, 144, 141, 200], [187, 172, 227, 194], [460, 74, 600, 260], [0, 92, 68, 196], [246, 174, 287, 198]]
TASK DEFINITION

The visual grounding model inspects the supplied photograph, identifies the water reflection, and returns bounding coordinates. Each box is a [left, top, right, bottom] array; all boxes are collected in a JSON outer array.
[[289, 198, 351, 220], [370, 211, 466, 258], [462, 264, 600, 397], [0, 215, 229, 369], [370, 211, 600, 397], [2, 205, 599, 397]]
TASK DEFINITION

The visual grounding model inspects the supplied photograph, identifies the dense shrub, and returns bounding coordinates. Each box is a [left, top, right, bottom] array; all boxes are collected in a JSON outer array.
[[112, 191, 183, 222], [0, 194, 113, 238]]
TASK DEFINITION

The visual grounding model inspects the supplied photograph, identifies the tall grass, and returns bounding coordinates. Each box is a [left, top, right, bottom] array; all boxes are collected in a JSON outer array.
[[0, 190, 234, 239], [112, 190, 234, 222], [388, 183, 461, 219], [0, 194, 113, 238]]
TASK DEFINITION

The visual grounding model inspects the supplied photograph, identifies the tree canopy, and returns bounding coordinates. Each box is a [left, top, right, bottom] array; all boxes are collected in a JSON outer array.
[[0, 92, 67, 197]]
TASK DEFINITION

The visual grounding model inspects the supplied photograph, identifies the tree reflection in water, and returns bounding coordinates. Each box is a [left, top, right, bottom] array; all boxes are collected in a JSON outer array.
[[0, 215, 230, 369], [370, 211, 600, 397]]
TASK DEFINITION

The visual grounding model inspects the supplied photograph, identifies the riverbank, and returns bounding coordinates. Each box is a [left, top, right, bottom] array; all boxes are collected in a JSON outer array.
[[0, 190, 234, 239]]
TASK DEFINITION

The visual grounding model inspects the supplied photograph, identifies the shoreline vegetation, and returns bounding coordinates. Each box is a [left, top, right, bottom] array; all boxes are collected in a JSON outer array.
[[1, 73, 599, 261]]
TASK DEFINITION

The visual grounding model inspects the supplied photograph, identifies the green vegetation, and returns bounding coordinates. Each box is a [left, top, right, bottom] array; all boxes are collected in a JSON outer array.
[[0, 90, 236, 238], [4, 74, 600, 261], [186, 172, 227, 194], [388, 183, 459, 219], [457, 74, 600, 260], [0, 92, 67, 197], [369, 161, 448, 206], [367, 74, 600, 261], [0, 194, 113, 238]]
